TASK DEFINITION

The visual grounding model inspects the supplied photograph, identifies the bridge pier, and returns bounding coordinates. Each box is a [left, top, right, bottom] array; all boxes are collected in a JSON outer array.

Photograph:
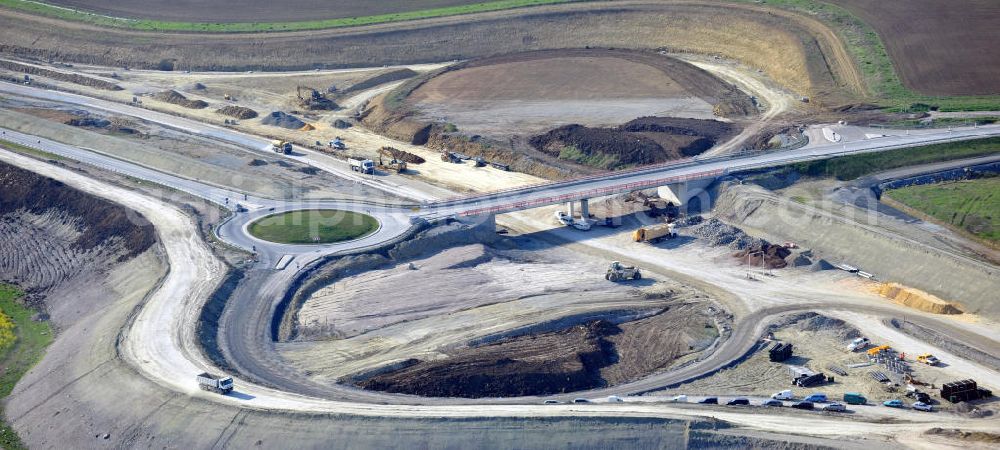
[[566, 199, 590, 218], [656, 178, 716, 214]]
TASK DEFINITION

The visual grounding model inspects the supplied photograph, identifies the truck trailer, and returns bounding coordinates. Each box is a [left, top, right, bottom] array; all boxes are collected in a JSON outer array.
[[632, 223, 677, 243]]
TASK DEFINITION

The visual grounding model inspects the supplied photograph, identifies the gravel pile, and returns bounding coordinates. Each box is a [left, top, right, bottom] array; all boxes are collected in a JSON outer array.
[[680, 217, 765, 250], [261, 111, 305, 129]]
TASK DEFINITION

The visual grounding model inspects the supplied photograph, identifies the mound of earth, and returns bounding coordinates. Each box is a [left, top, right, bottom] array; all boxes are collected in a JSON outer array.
[[351, 303, 717, 398], [262, 111, 305, 129], [332, 119, 352, 129], [530, 117, 737, 170], [0, 161, 156, 322], [0, 60, 122, 91], [152, 90, 208, 109], [378, 146, 424, 164], [216, 105, 258, 119]]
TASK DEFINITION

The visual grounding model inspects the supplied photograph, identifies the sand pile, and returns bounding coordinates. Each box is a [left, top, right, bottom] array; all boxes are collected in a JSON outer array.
[[877, 283, 963, 314], [262, 111, 305, 129]]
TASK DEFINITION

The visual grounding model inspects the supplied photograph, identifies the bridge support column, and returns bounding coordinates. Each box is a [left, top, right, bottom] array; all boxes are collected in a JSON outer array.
[[567, 201, 576, 218], [579, 198, 590, 219]]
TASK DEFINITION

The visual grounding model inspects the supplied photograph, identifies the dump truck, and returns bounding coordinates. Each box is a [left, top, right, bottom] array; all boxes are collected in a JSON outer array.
[[348, 158, 375, 174], [197, 372, 233, 395], [606, 261, 641, 282], [633, 223, 677, 243], [917, 354, 940, 366], [271, 140, 292, 154]]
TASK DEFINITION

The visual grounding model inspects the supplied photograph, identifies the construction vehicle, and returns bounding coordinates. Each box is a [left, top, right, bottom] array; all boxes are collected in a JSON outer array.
[[917, 354, 941, 366], [606, 261, 641, 282], [348, 158, 375, 174], [296, 86, 337, 110], [847, 337, 870, 351], [377, 156, 407, 173], [271, 140, 292, 154], [329, 137, 346, 150], [197, 372, 233, 395], [555, 211, 574, 226], [867, 345, 891, 357], [632, 223, 677, 243], [441, 151, 462, 163], [472, 157, 487, 167]]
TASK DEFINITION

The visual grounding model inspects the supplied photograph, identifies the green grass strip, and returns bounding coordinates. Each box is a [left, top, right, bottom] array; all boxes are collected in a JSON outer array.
[[885, 177, 1000, 243], [0, 0, 577, 32], [791, 137, 1000, 181], [0, 284, 53, 450]]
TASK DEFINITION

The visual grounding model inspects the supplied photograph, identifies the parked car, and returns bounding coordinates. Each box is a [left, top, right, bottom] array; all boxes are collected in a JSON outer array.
[[554, 211, 573, 226], [670, 395, 688, 403], [804, 393, 827, 403], [572, 219, 592, 231], [883, 399, 905, 408], [762, 399, 784, 407], [573, 398, 590, 404], [843, 392, 867, 405], [771, 390, 794, 400], [543, 400, 561, 404], [726, 398, 750, 406], [823, 403, 847, 412], [608, 395, 624, 403], [698, 397, 719, 404], [790, 401, 814, 410], [913, 392, 932, 403], [912, 402, 933, 412]]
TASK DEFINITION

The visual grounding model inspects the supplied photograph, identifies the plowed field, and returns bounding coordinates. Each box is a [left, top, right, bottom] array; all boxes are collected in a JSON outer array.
[[827, 0, 1000, 95]]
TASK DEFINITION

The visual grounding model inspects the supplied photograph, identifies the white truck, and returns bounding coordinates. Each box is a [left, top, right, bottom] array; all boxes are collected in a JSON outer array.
[[771, 389, 794, 400], [348, 158, 375, 174], [847, 337, 870, 352], [197, 372, 234, 395]]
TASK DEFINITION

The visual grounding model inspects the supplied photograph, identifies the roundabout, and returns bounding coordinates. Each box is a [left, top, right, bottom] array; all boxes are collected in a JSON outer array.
[[247, 209, 379, 245]]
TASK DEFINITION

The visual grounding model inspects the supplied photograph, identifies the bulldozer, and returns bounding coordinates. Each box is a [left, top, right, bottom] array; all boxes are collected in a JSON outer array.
[[296, 86, 337, 110], [606, 261, 641, 282]]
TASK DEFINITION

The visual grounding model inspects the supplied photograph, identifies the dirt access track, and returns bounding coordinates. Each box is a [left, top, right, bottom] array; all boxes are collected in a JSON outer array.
[[405, 48, 753, 136], [0, 1, 863, 104], [826, 0, 1000, 96], [42, 0, 488, 22]]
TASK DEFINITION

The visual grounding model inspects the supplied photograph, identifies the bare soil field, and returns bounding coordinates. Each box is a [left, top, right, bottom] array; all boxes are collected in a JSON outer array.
[[826, 0, 1000, 96], [368, 49, 750, 175], [406, 49, 736, 135], [282, 238, 724, 387], [0, 1, 861, 103], [42, 0, 487, 23]]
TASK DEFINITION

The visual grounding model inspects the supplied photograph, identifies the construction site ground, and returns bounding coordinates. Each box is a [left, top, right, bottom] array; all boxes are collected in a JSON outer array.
[[406, 49, 724, 136], [281, 241, 724, 390]]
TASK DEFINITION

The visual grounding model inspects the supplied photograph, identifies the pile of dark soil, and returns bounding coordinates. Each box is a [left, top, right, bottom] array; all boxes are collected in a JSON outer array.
[[261, 111, 305, 129], [0, 161, 155, 260], [529, 117, 736, 170], [332, 119, 352, 129], [187, 82, 206, 90], [733, 242, 792, 269], [378, 146, 425, 164], [356, 320, 621, 398], [152, 90, 208, 109], [216, 105, 258, 119], [248, 159, 268, 166]]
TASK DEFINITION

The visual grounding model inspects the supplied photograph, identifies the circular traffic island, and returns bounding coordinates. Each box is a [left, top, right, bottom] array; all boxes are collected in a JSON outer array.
[[248, 209, 378, 244]]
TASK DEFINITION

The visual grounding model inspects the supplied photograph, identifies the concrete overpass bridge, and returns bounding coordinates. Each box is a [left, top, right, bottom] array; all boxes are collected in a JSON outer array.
[[420, 123, 1000, 221]]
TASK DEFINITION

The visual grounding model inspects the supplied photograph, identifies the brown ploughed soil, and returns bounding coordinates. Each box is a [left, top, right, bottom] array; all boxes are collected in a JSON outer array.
[[826, 0, 1000, 96]]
